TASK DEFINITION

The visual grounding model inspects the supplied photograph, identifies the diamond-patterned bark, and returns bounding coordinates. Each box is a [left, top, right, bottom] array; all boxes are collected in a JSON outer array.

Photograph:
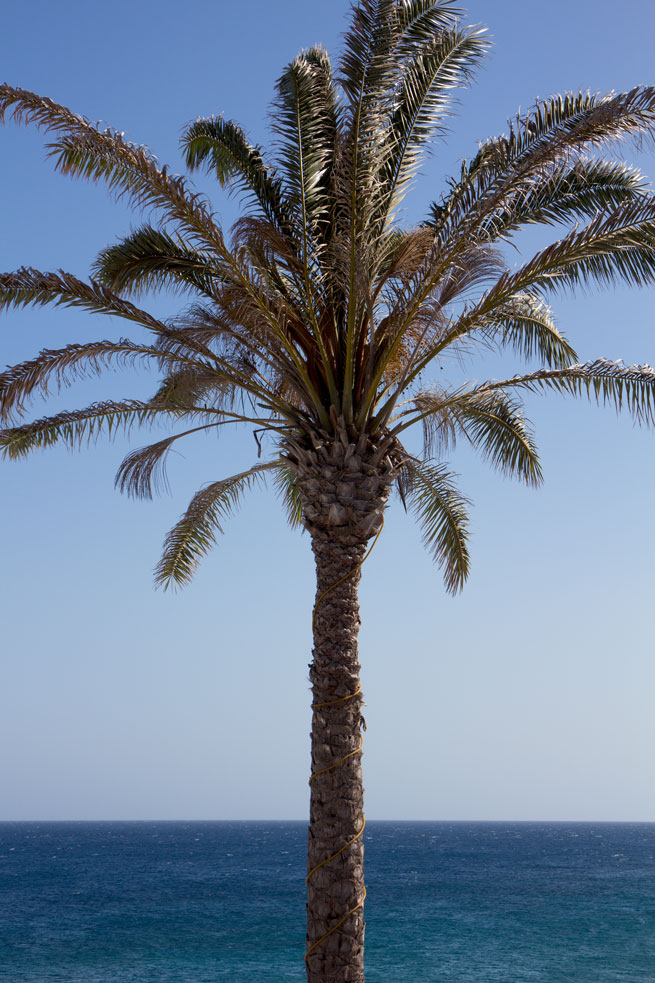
[[284, 422, 402, 983]]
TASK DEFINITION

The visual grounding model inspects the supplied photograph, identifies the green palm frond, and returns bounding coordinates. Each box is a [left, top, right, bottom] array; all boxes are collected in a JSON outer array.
[[182, 116, 292, 233], [154, 462, 277, 589], [0, 338, 185, 424], [478, 158, 648, 240], [272, 46, 338, 238], [338, 1, 401, 271], [394, 1, 463, 46], [400, 458, 471, 594], [339, 0, 397, 111], [93, 226, 222, 298], [379, 25, 487, 226], [486, 196, 655, 302], [340, 0, 472, 186], [472, 293, 578, 368], [272, 461, 304, 529], [484, 87, 655, 172], [430, 87, 655, 250], [413, 387, 543, 486], [339, 0, 464, 114], [487, 359, 655, 425], [0, 399, 194, 458]]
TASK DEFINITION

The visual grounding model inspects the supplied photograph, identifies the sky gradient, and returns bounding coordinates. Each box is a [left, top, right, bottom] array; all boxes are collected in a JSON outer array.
[[1, 0, 654, 821]]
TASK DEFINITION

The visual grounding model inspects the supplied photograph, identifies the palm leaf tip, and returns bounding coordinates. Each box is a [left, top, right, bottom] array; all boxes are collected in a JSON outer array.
[[273, 462, 304, 529], [408, 387, 543, 488], [401, 460, 471, 594], [458, 390, 543, 488], [115, 437, 176, 499], [153, 462, 275, 590]]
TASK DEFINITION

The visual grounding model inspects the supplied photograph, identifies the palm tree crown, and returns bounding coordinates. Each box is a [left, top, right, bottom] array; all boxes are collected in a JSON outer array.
[[2, 1, 655, 595]]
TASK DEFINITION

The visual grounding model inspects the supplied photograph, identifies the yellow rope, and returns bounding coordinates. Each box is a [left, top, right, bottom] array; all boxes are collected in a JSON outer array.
[[304, 887, 367, 963], [306, 815, 365, 883], [311, 519, 384, 633], [308, 737, 364, 783], [312, 683, 362, 709]]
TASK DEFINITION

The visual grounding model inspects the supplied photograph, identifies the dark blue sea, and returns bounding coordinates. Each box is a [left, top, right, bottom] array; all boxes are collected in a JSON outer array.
[[1, 821, 654, 982]]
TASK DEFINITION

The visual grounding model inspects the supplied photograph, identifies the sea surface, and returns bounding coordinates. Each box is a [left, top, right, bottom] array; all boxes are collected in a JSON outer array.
[[1, 821, 654, 982]]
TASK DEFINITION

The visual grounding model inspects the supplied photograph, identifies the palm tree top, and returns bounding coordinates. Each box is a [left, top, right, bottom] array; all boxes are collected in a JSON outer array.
[[2, 0, 655, 594]]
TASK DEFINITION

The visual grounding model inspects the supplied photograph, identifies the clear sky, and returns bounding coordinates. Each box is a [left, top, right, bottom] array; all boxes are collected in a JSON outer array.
[[1, 0, 654, 822]]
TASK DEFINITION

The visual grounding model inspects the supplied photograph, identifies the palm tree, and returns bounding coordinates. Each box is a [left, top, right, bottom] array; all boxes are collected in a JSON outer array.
[[2, 1, 655, 979]]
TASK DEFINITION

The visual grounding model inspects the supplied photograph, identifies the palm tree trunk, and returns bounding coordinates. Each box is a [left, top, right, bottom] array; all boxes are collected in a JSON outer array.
[[305, 534, 368, 983], [285, 420, 399, 982]]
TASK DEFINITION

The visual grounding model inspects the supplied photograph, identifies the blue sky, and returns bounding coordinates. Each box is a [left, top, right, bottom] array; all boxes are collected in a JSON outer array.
[[1, 0, 654, 821]]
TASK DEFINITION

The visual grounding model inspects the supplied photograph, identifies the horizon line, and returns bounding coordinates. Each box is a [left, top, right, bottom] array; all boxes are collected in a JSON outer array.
[[1, 817, 654, 824]]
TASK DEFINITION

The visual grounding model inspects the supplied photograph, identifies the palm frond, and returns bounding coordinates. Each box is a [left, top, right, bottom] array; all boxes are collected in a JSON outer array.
[[485, 196, 655, 303], [338, 1, 399, 265], [148, 366, 235, 411], [400, 458, 471, 594], [362, 243, 507, 427], [375, 226, 435, 283], [484, 87, 655, 172], [0, 267, 167, 331], [399, 194, 655, 391], [339, 0, 397, 110], [154, 462, 277, 589], [379, 25, 488, 226], [154, 305, 320, 424], [182, 116, 292, 233], [487, 359, 655, 425], [159, 303, 279, 375], [474, 293, 578, 368], [0, 82, 96, 135], [413, 387, 543, 486], [0, 338, 187, 424], [272, 46, 338, 237], [0, 85, 230, 257], [115, 422, 219, 499], [394, 0, 463, 46], [272, 461, 304, 529], [429, 87, 655, 253], [93, 226, 222, 298], [0, 86, 333, 411], [0, 400, 191, 458], [477, 158, 648, 240], [0, 317, 263, 426]]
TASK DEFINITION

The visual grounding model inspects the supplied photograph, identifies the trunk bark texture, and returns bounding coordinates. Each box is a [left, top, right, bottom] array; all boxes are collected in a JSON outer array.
[[284, 420, 401, 983], [307, 534, 367, 982]]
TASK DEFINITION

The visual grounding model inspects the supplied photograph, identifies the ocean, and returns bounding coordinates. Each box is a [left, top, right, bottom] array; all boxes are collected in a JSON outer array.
[[1, 821, 654, 982]]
